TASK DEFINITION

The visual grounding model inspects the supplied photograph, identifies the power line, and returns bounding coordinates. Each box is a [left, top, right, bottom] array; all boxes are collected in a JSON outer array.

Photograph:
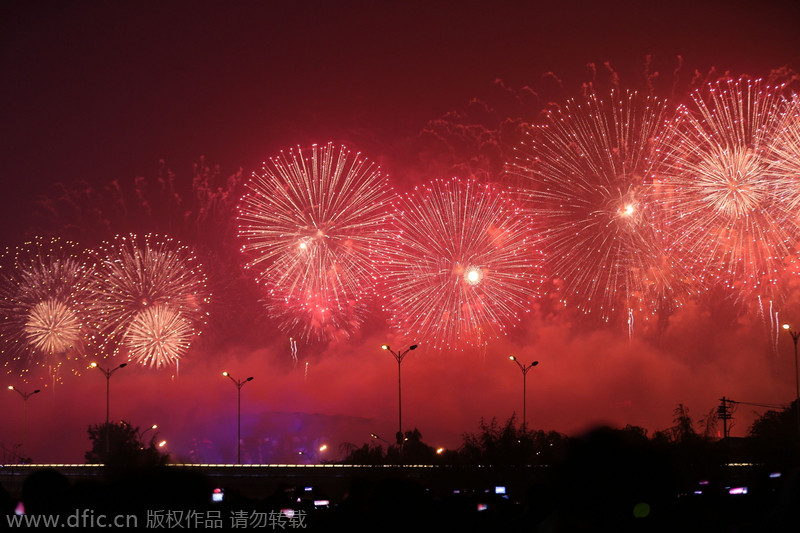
[[729, 400, 787, 410]]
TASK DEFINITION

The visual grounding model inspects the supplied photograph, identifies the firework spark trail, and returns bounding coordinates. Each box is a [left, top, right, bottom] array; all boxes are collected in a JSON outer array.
[[85, 233, 210, 368], [237, 143, 396, 341], [654, 77, 799, 300], [122, 304, 195, 369], [0, 237, 92, 379], [381, 177, 542, 350], [770, 91, 800, 211], [512, 90, 687, 324], [289, 337, 298, 365]]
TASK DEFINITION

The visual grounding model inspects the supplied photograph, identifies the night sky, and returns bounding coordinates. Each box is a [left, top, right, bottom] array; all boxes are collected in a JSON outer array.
[[2, 0, 800, 463]]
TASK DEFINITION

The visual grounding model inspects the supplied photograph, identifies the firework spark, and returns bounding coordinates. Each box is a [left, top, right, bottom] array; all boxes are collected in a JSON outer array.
[[653, 78, 798, 298], [0, 237, 92, 378], [85, 233, 210, 368], [381, 178, 542, 349], [122, 304, 195, 369], [237, 143, 395, 341], [512, 90, 687, 324], [770, 91, 800, 211]]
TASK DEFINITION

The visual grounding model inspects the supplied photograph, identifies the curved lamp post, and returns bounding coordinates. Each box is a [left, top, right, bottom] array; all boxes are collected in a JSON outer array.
[[381, 344, 417, 445], [509, 356, 539, 431], [782, 324, 800, 443], [90, 362, 128, 426], [90, 361, 127, 455], [223, 371, 253, 464], [8, 386, 40, 458]]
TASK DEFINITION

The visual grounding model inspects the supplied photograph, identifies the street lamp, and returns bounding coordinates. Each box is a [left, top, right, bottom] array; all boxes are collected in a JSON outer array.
[[90, 361, 127, 456], [381, 343, 417, 445], [370, 433, 391, 445], [90, 362, 128, 426], [223, 371, 253, 464], [509, 355, 539, 431], [138, 424, 158, 446], [298, 444, 328, 463], [782, 324, 800, 442], [8, 386, 40, 459]]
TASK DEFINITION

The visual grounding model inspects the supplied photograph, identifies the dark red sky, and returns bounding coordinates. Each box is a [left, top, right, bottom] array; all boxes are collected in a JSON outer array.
[[2, 0, 800, 463]]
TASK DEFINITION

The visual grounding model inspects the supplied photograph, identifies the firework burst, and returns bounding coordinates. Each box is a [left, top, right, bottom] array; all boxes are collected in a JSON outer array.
[[0, 237, 92, 378], [122, 304, 196, 369], [770, 91, 800, 210], [653, 77, 799, 298], [237, 143, 395, 341], [380, 177, 542, 349], [512, 90, 687, 325], [85, 233, 210, 368]]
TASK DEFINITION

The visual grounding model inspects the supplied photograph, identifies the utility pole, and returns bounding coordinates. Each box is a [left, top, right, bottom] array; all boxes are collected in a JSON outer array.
[[717, 396, 734, 438]]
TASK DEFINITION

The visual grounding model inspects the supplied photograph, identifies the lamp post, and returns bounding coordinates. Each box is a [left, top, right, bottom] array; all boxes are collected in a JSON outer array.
[[90, 362, 128, 426], [223, 371, 253, 464], [90, 361, 127, 455], [782, 324, 800, 443], [297, 444, 328, 463], [370, 433, 391, 446], [138, 424, 158, 448], [8, 386, 40, 459], [381, 344, 417, 445], [509, 356, 539, 431]]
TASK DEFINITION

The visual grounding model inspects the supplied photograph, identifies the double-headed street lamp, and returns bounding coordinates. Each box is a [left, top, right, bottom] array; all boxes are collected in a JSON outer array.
[[90, 362, 128, 426], [90, 361, 127, 455], [509, 356, 539, 431], [782, 324, 800, 443], [223, 371, 253, 464], [8, 386, 40, 458], [381, 344, 417, 445]]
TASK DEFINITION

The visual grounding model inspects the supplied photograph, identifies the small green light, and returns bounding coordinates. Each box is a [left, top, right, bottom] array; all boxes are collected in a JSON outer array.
[[633, 502, 650, 518]]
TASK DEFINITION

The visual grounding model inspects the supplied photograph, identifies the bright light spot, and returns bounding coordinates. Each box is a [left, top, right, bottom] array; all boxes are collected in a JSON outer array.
[[783, 324, 791, 330], [319, 444, 327, 452], [729, 487, 748, 495], [7, 386, 13, 390], [158, 440, 167, 448], [90, 362, 98, 368], [769, 472, 782, 479], [464, 267, 482, 285], [436, 447, 445, 455]]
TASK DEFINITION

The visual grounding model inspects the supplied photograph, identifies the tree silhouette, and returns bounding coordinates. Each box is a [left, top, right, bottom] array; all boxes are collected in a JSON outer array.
[[460, 415, 568, 465], [748, 399, 800, 465], [85, 420, 169, 470]]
